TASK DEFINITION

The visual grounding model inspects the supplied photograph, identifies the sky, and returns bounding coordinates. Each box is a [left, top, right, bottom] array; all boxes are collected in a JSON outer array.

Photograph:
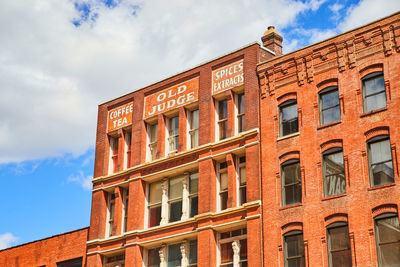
[[0, 0, 400, 250]]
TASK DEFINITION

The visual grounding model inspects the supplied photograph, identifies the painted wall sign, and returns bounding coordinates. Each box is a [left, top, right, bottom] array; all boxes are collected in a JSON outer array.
[[107, 102, 133, 132], [212, 59, 244, 95], [144, 77, 199, 119]]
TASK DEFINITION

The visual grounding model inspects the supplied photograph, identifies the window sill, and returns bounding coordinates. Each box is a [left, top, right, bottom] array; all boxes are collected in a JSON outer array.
[[317, 120, 341, 130], [279, 203, 302, 211], [360, 107, 387, 118], [368, 182, 396, 191], [321, 193, 346, 201], [277, 132, 300, 142]]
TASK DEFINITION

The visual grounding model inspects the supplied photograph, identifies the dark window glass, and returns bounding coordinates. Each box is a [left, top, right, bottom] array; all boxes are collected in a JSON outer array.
[[168, 116, 179, 152], [239, 156, 247, 205], [363, 73, 386, 112], [280, 101, 298, 136], [327, 223, 352, 267], [56, 257, 83, 267], [167, 243, 182, 267], [284, 232, 305, 267], [190, 196, 198, 218], [149, 206, 162, 227], [189, 173, 199, 217], [169, 177, 183, 222], [282, 161, 302, 206], [149, 182, 162, 227], [219, 162, 228, 210], [320, 88, 340, 125], [375, 214, 400, 267], [237, 93, 245, 133], [323, 149, 346, 197], [189, 109, 199, 148], [368, 136, 394, 187], [169, 201, 182, 222], [218, 99, 228, 140], [189, 240, 198, 266], [148, 248, 161, 267]]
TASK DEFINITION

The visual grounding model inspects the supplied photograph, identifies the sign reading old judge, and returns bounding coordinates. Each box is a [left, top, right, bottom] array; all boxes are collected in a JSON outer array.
[[212, 59, 244, 95], [144, 77, 199, 119], [107, 102, 133, 132]]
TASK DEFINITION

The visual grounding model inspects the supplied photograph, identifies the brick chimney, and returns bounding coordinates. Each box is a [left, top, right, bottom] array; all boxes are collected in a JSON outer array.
[[261, 26, 283, 56]]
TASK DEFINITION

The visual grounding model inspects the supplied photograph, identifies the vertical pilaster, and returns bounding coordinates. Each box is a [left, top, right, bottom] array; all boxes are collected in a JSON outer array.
[[179, 107, 187, 152], [198, 229, 217, 267], [125, 245, 144, 267], [113, 187, 123, 235], [128, 179, 145, 231], [199, 158, 217, 213], [86, 253, 102, 267], [226, 90, 235, 138], [226, 153, 238, 208], [157, 114, 166, 159], [88, 190, 107, 240], [246, 145, 260, 202]]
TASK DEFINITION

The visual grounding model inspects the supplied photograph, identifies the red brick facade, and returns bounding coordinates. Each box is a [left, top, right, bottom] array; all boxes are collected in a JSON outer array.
[[2, 11, 400, 267]]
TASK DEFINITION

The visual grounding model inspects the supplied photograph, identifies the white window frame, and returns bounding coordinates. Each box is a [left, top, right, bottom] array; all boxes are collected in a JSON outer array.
[[123, 130, 131, 170], [108, 136, 118, 174], [121, 188, 129, 233], [216, 99, 228, 141], [147, 123, 158, 162], [235, 92, 245, 135], [187, 109, 199, 149], [217, 229, 247, 267], [166, 115, 179, 154], [106, 192, 116, 237], [217, 162, 228, 211], [237, 156, 246, 206]]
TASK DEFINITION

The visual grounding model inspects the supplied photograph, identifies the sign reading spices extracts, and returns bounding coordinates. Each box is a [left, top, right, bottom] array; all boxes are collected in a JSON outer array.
[[144, 77, 199, 119], [212, 59, 244, 95], [107, 102, 133, 132]]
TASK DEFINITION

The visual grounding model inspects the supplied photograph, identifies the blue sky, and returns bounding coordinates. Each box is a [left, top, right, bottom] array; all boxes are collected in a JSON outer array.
[[0, 0, 399, 249]]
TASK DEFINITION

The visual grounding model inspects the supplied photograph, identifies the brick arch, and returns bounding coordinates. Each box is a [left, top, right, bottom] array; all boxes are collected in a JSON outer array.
[[279, 150, 300, 164], [277, 92, 297, 106], [359, 62, 383, 78], [364, 126, 390, 140], [316, 77, 339, 93], [320, 139, 343, 153], [281, 221, 303, 235], [372, 203, 398, 218], [324, 213, 348, 227]]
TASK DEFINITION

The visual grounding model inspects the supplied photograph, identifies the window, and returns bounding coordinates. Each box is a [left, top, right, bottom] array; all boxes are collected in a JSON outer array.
[[283, 231, 305, 267], [148, 172, 198, 228], [189, 109, 199, 149], [105, 254, 125, 267], [189, 172, 199, 217], [147, 240, 197, 267], [56, 257, 83, 267], [279, 100, 298, 137], [218, 162, 228, 210], [362, 72, 386, 112], [107, 192, 116, 237], [281, 160, 301, 206], [167, 116, 179, 153], [374, 213, 400, 266], [238, 156, 246, 205], [109, 136, 119, 173], [237, 93, 245, 133], [217, 99, 228, 140], [169, 177, 183, 223], [148, 181, 162, 227], [219, 229, 247, 267], [367, 136, 394, 187], [327, 222, 352, 267], [323, 148, 346, 197], [148, 123, 158, 161], [124, 130, 132, 169], [319, 87, 340, 125], [122, 188, 129, 232]]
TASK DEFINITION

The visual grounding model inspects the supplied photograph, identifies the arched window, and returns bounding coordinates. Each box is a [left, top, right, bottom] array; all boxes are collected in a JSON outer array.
[[374, 213, 400, 266]]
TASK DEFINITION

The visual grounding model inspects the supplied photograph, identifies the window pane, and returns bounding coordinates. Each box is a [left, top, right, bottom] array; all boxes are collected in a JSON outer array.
[[240, 187, 247, 205], [169, 201, 182, 222], [219, 100, 228, 119], [379, 243, 400, 266], [220, 172, 228, 190], [169, 177, 183, 199], [331, 250, 352, 267], [282, 103, 298, 121], [191, 110, 199, 129], [285, 233, 305, 267], [220, 243, 234, 264], [167, 243, 182, 267], [219, 121, 227, 139], [169, 116, 179, 136], [150, 124, 158, 142], [240, 239, 247, 260], [322, 106, 341, 124], [191, 130, 199, 148], [190, 196, 198, 217], [321, 90, 339, 109], [149, 182, 162, 204], [366, 92, 386, 112], [239, 115, 245, 133], [284, 184, 302, 206], [149, 206, 161, 227], [189, 240, 198, 264], [365, 75, 385, 95], [370, 139, 392, 164], [282, 118, 298, 136], [148, 248, 161, 267], [377, 216, 400, 243], [329, 226, 351, 250], [283, 163, 300, 185], [373, 161, 394, 186], [238, 94, 245, 114], [240, 166, 246, 185], [190, 173, 199, 194], [324, 151, 346, 197], [220, 191, 228, 210]]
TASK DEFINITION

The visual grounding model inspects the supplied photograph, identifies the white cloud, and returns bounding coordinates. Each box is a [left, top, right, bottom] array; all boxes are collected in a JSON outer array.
[[339, 0, 400, 31], [0, 0, 326, 164], [0, 233, 18, 250], [68, 170, 93, 190]]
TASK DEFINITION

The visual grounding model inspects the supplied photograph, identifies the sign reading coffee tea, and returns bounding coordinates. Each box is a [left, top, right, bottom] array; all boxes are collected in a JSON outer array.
[[144, 77, 199, 119], [212, 59, 244, 95], [107, 102, 134, 132]]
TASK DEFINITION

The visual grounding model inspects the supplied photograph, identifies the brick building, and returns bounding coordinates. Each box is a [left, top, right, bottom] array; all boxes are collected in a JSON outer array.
[[1, 11, 400, 267]]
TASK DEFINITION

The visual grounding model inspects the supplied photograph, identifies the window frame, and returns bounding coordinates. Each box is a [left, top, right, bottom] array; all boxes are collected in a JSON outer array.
[[167, 115, 179, 153], [218, 161, 228, 211], [123, 129, 132, 170], [109, 135, 119, 174], [238, 156, 246, 206], [236, 93, 245, 134], [218, 229, 247, 267], [106, 192, 116, 237], [367, 135, 394, 187], [283, 230, 305, 267], [148, 181, 163, 228], [104, 254, 125, 267], [281, 159, 302, 207], [279, 99, 299, 137], [319, 86, 341, 125], [322, 147, 346, 198], [326, 222, 352, 267], [168, 176, 183, 223], [188, 109, 199, 149], [189, 172, 199, 218], [147, 123, 158, 162], [122, 188, 129, 233], [217, 99, 228, 141], [374, 212, 400, 267], [362, 71, 386, 113]]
